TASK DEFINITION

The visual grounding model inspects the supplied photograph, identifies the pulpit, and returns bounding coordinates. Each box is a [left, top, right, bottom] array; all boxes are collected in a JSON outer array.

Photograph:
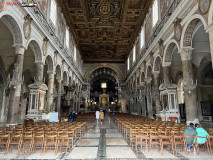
[[156, 80, 180, 123], [26, 82, 48, 121]]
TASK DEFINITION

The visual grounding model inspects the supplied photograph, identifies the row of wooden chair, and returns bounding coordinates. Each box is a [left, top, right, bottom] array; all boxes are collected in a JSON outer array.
[[0, 133, 74, 155], [112, 113, 213, 155], [133, 134, 213, 155], [0, 121, 88, 155]]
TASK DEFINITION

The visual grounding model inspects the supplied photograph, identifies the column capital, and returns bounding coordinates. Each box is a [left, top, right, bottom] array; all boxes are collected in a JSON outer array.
[[179, 47, 194, 61], [35, 61, 45, 65], [162, 62, 171, 67], [15, 46, 25, 55], [146, 77, 152, 84], [153, 72, 160, 77]]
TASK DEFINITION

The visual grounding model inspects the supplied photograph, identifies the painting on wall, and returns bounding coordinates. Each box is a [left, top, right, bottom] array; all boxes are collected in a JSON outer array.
[[37, 0, 46, 12], [198, 0, 211, 15], [161, 0, 174, 18]]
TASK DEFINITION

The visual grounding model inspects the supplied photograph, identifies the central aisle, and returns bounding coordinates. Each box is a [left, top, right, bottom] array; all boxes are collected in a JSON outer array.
[[66, 116, 138, 159]]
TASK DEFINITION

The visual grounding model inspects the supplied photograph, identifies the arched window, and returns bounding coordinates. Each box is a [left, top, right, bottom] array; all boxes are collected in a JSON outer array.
[[133, 46, 136, 62], [152, 0, 158, 27], [127, 57, 130, 70], [50, 0, 57, 26], [140, 26, 145, 48], [66, 28, 69, 48]]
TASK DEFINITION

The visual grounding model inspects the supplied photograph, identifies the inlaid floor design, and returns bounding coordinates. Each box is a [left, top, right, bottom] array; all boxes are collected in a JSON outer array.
[[0, 116, 212, 159]]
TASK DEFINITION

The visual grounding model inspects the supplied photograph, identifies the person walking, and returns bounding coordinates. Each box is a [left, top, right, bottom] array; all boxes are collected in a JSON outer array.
[[95, 110, 100, 123], [100, 110, 104, 122]]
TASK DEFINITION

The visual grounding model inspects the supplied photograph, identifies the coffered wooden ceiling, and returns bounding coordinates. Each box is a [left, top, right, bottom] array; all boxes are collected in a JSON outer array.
[[58, 0, 152, 62]]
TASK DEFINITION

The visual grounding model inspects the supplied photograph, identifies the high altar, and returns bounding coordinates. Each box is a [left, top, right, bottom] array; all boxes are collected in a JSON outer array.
[[99, 91, 109, 108]]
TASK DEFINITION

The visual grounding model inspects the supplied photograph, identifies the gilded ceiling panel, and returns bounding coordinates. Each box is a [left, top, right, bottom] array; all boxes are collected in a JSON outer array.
[[58, 0, 152, 62]]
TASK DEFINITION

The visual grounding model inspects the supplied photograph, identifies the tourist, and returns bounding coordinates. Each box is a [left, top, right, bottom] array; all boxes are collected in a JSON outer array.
[[182, 123, 197, 151], [95, 110, 100, 123], [100, 110, 104, 122], [72, 111, 77, 122], [69, 112, 73, 122], [194, 123, 209, 144]]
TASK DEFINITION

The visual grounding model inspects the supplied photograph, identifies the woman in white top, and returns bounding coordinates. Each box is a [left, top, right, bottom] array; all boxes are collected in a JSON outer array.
[[95, 110, 100, 123]]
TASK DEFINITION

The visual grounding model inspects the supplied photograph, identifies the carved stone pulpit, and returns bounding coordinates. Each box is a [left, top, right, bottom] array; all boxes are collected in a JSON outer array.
[[26, 82, 48, 121], [157, 79, 180, 122]]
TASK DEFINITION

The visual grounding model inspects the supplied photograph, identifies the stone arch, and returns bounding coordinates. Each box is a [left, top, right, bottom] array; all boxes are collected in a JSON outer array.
[[153, 55, 162, 72], [55, 65, 62, 80], [197, 54, 212, 83], [181, 15, 208, 48], [63, 71, 68, 85], [175, 71, 183, 84], [26, 39, 43, 62], [84, 64, 125, 82], [69, 76, 72, 86], [0, 12, 23, 46], [163, 39, 180, 65], [146, 65, 152, 79], [45, 55, 54, 72]]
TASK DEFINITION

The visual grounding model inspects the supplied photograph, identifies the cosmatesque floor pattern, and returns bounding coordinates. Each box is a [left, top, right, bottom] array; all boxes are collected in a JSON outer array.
[[0, 117, 212, 159]]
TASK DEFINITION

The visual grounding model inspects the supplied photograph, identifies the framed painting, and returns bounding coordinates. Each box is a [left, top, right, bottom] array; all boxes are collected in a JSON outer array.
[[161, 0, 174, 18], [198, 0, 211, 15]]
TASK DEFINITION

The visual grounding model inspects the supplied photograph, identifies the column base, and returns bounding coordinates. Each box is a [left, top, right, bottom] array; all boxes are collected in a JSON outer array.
[[5, 123, 17, 127]]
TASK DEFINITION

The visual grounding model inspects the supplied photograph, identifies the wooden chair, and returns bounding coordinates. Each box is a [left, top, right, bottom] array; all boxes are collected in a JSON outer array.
[[129, 129, 139, 148], [149, 135, 161, 154], [173, 135, 184, 155], [208, 128, 213, 136], [195, 136, 210, 155], [135, 134, 149, 152], [8, 134, 22, 155], [44, 134, 58, 153], [0, 134, 10, 155], [159, 135, 173, 155], [33, 134, 44, 153], [58, 134, 71, 153], [207, 135, 213, 154], [183, 135, 196, 155], [21, 134, 34, 154]]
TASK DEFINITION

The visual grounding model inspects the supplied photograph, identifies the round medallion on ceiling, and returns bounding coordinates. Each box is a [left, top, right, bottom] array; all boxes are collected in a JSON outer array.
[[97, 2, 113, 16]]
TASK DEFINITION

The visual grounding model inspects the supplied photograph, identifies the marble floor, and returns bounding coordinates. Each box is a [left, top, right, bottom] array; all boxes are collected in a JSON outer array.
[[0, 117, 212, 159]]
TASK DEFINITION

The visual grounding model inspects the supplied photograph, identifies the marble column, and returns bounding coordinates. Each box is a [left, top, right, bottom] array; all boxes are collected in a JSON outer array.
[[56, 79, 62, 113], [0, 87, 6, 122], [35, 62, 44, 82], [206, 25, 213, 68], [141, 85, 146, 116], [6, 46, 25, 126], [153, 73, 161, 114], [47, 72, 55, 111], [146, 80, 153, 118], [130, 98, 134, 113], [18, 92, 28, 124], [180, 47, 198, 125]]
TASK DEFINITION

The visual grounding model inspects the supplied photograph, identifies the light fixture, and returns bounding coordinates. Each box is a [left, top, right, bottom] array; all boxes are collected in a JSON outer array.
[[101, 82, 107, 88]]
